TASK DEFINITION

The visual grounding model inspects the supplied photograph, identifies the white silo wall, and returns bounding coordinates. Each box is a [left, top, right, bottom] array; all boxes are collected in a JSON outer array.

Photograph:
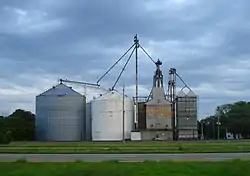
[[91, 91, 134, 141], [35, 83, 86, 141]]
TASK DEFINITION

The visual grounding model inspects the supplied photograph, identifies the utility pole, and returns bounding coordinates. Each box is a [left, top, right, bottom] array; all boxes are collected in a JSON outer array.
[[201, 121, 204, 140], [211, 120, 215, 139], [134, 35, 139, 130], [217, 114, 221, 140], [122, 84, 125, 143]]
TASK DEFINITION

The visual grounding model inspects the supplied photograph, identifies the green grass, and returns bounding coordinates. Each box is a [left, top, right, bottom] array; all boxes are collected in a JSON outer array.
[[0, 160, 249, 176], [0, 140, 249, 154]]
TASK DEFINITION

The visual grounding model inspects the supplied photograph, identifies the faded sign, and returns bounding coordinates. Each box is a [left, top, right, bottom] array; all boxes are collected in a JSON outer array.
[[146, 105, 172, 118]]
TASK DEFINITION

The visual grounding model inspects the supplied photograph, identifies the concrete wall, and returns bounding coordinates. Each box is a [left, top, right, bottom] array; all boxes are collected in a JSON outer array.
[[140, 130, 173, 140], [145, 105, 172, 130]]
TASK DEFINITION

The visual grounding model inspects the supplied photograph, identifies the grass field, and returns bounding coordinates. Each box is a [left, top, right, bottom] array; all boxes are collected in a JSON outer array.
[[0, 160, 249, 176], [0, 140, 250, 154]]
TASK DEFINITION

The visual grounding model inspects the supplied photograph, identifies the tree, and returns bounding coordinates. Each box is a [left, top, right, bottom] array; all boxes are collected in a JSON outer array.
[[0, 109, 35, 142], [201, 101, 250, 139]]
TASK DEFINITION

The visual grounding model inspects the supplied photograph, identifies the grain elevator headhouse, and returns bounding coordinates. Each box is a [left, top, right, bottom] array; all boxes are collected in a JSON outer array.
[[145, 59, 172, 130], [153, 59, 164, 88]]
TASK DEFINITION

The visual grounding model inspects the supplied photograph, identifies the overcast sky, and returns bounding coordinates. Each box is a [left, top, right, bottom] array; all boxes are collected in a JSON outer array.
[[0, 0, 250, 118]]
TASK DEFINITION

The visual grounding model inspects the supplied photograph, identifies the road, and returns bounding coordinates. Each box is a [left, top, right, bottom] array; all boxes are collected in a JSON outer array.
[[0, 153, 250, 162]]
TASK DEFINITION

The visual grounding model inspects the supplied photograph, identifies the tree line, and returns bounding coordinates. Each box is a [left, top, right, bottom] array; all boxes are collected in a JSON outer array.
[[0, 109, 35, 143], [198, 101, 250, 139]]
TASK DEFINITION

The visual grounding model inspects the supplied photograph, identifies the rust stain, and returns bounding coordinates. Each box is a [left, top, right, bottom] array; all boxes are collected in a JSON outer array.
[[146, 106, 172, 118]]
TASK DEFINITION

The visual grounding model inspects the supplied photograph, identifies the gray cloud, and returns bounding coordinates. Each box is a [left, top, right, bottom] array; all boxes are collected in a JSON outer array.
[[1, 0, 250, 118]]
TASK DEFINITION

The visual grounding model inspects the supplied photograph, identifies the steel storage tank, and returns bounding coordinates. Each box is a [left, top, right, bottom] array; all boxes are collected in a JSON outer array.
[[35, 83, 86, 141], [91, 90, 134, 141]]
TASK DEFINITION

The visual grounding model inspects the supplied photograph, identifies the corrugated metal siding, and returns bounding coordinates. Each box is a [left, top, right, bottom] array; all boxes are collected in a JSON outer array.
[[138, 102, 146, 130], [82, 96, 86, 141], [176, 96, 197, 130], [91, 91, 134, 141], [178, 130, 198, 139], [85, 102, 92, 141], [35, 84, 86, 141]]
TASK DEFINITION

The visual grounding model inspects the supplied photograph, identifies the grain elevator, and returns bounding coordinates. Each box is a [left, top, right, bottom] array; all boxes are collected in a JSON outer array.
[[35, 35, 198, 141], [136, 60, 173, 140]]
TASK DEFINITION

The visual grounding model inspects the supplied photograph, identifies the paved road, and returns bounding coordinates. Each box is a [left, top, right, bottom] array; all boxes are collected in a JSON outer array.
[[0, 153, 250, 162]]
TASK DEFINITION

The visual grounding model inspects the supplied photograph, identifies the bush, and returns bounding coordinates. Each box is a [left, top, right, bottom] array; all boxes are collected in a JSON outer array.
[[15, 158, 27, 163], [178, 146, 183, 151], [0, 130, 12, 144]]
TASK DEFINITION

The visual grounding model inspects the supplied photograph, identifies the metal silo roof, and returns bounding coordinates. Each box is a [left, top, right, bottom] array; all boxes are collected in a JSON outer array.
[[177, 90, 186, 97], [93, 90, 131, 101], [186, 90, 196, 97], [37, 83, 82, 96]]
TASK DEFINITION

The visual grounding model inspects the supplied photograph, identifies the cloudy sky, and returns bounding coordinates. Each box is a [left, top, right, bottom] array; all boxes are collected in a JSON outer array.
[[0, 0, 250, 118]]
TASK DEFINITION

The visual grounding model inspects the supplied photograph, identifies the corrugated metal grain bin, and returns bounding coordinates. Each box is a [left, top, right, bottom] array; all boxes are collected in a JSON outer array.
[[35, 83, 86, 141], [91, 91, 134, 141]]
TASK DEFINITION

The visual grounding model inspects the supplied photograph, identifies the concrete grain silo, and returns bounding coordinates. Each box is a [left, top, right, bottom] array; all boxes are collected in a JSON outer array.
[[35, 83, 86, 141]]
